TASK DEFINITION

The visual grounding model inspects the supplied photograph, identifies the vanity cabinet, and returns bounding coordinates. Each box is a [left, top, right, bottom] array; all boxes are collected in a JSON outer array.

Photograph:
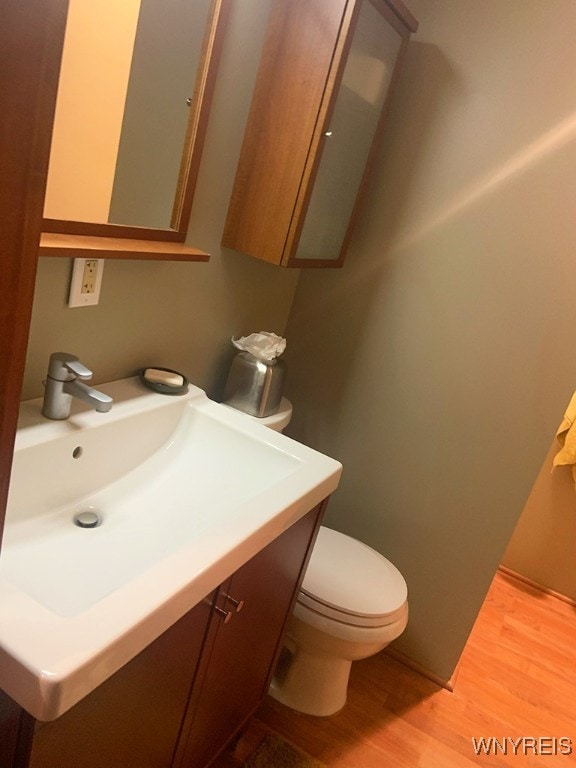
[[2, 503, 324, 768], [174, 502, 321, 766], [27, 599, 213, 768], [222, 0, 417, 268]]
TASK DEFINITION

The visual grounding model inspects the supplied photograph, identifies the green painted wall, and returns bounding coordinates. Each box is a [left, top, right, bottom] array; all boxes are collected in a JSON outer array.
[[284, 0, 576, 682]]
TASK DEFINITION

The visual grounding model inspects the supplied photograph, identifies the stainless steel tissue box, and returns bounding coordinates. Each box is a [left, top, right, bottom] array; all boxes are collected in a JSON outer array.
[[223, 351, 286, 417]]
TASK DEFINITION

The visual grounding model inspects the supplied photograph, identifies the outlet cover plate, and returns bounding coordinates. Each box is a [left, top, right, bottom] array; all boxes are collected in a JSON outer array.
[[68, 258, 104, 307]]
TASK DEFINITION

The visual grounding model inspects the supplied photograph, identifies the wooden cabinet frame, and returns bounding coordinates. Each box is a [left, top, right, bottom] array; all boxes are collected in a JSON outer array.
[[0, 0, 68, 549], [222, 0, 417, 268]]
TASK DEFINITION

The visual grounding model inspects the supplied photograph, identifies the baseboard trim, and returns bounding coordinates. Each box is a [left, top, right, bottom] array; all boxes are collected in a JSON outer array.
[[384, 646, 454, 692], [497, 565, 576, 607]]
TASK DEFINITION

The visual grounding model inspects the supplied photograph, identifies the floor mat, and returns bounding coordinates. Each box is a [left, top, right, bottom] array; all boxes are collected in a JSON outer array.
[[244, 732, 326, 768]]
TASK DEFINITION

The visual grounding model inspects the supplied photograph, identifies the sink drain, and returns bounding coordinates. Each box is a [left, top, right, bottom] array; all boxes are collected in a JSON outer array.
[[73, 510, 102, 529]]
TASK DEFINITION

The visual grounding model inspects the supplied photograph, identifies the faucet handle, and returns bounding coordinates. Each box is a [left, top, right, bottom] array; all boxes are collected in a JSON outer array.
[[47, 352, 93, 381], [65, 358, 93, 380]]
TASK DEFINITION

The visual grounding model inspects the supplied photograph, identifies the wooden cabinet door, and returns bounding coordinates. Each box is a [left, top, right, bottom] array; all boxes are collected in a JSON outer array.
[[28, 597, 214, 768], [175, 505, 323, 767], [0, 690, 34, 768], [221, 0, 348, 266]]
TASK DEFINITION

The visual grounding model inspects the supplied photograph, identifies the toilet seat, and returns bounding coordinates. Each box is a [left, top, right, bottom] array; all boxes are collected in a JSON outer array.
[[298, 527, 408, 628], [297, 592, 407, 628]]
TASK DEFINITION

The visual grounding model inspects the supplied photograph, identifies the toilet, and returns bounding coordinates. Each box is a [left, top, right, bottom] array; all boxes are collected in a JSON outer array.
[[224, 397, 409, 716]]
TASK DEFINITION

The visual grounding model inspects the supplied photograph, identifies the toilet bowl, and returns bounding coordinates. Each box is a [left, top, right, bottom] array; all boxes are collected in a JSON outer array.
[[269, 526, 408, 715], [222, 396, 408, 716]]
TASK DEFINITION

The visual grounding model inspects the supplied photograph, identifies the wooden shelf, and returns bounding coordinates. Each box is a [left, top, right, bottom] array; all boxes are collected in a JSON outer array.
[[39, 233, 210, 262]]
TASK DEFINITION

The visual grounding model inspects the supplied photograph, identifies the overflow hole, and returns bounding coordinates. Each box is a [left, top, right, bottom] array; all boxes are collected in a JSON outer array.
[[72, 446, 83, 459]]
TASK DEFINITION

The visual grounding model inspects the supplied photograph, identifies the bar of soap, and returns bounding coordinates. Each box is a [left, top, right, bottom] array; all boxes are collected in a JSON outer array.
[[144, 368, 184, 387]]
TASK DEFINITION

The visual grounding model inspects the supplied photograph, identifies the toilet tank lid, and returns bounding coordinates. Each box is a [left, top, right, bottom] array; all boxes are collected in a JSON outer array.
[[301, 526, 408, 618]]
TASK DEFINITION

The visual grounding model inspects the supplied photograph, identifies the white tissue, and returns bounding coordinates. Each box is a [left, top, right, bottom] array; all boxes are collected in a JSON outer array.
[[232, 331, 286, 361]]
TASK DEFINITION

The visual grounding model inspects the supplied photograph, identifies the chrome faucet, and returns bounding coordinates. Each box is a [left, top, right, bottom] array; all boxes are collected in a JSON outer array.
[[41, 352, 113, 420]]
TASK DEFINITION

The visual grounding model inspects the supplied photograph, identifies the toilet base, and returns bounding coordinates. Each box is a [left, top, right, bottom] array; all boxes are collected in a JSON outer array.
[[268, 606, 408, 717], [269, 646, 351, 717]]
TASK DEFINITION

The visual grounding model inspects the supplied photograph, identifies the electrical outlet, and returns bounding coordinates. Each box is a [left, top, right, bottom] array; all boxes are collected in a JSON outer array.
[[68, 258, 104, 307]]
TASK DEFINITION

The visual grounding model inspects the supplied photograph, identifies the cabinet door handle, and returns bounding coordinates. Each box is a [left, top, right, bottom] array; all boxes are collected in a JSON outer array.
[[214, 605, 233, 623], [223, 593, 245, 613]]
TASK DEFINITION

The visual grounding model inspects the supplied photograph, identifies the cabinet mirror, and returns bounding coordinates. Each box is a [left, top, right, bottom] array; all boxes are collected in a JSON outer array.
[[42, 0, 230, 244]]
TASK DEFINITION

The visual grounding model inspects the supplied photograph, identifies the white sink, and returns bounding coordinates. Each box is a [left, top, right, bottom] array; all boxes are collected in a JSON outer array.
[[0, 378, 341, 720]]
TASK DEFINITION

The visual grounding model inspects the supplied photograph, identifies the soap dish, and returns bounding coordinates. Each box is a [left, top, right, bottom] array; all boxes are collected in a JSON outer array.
[[138, 367, 190, 396]]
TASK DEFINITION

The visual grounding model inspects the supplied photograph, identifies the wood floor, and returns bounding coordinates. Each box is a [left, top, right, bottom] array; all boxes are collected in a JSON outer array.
[[218, 570, 576, 766]]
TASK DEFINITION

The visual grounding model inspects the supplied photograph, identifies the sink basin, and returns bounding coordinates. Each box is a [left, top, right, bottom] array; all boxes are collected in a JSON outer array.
[[0, 378, 341, 720], [4, 394, 300, 618]]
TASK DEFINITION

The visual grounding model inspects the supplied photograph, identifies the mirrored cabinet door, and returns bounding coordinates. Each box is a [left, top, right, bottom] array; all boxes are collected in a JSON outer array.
[[294, 0, 403, 263], [43, 0, 213, 232], [222, 0, 417, 269], [40, 0, 231, 261]]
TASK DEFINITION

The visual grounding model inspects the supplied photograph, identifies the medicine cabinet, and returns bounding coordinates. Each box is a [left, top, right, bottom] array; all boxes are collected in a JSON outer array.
[[40, 0, 231, 261], [222, 0, 417, 268]]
